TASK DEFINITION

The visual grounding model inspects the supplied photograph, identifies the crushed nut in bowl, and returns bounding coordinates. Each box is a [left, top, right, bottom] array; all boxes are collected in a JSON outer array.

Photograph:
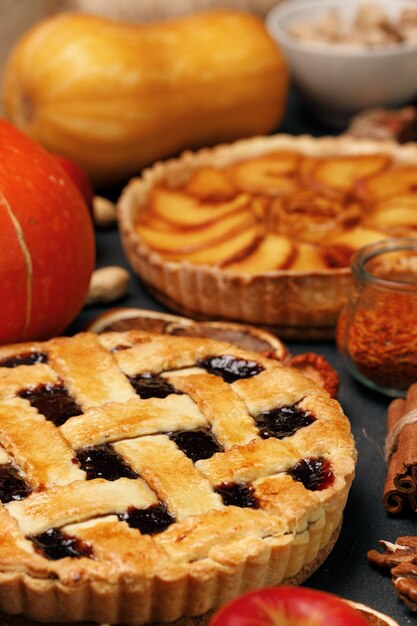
[[286, 2, 417, 47], [266, 0, 417, 126]]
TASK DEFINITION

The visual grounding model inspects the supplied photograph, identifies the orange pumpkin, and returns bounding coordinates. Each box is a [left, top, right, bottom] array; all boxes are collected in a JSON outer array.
[[0, 120, 95, 344]]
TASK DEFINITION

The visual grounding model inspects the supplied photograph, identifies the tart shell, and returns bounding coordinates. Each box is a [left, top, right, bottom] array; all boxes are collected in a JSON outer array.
[[118, 134, 417, 340], [3, 545, 402, 626], [0, 508, 345, 625], [0, 522, 343, 625]]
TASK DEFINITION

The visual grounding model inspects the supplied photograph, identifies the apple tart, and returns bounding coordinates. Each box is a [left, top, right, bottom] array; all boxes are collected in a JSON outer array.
[[118, 134, 417, 339], [0, 330, 356, 624]]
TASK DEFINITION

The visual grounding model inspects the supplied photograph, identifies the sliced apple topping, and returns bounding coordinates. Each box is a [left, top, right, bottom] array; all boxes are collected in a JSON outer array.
[[291, 243, 328, 271], [310, 155, 390, 193], [150, 187, 249, 227], [136, 147, 417, 274], [185, 167, 236, 201], [298, 155, 320, 180], [269, 190, 353, 243], [165, 225, 263, 266], [327, 226, 385, 248], [137, 210, 256, 254], [357, 167, 417, 202], [223, 234, 294, 274], [226, 152, 301, 195], [283, 189, 344, 216], [366, 196, 417, 230], [324, 227, 385, 267], [251, 196, 271, 222]]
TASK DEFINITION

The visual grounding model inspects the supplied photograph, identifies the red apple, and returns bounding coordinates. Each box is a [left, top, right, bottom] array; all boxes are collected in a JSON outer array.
[[52, 153, 94, 213], [208, 587, 370, 626], [0, 120, 95, 344]]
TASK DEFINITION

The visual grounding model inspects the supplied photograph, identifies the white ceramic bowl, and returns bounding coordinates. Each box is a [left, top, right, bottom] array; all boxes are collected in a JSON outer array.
[[266, 0, 417, 125]]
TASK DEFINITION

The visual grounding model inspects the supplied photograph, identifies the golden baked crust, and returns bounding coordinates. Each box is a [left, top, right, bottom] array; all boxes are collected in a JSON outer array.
[[86, 307, 339, 398], [0, 330, 356, 623], [118, 134, 417, 339]]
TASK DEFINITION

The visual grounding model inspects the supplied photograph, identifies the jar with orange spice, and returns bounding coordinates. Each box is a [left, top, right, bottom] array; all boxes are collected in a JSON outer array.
[[336, 238, 417, 398]]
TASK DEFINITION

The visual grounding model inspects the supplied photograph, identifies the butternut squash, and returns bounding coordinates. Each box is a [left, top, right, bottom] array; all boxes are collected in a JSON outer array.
[[2, 11, 289, 187], [48, 0, 282, 21]]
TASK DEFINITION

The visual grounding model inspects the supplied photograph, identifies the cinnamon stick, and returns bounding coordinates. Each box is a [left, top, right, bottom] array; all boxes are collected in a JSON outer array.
[[383, 383, 417, 514], [407, 490, 417, 513], [383, 398, 407, 513]]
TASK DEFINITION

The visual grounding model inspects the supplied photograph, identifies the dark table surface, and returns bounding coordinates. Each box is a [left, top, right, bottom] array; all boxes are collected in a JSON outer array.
[[67, 90, 417, 626]]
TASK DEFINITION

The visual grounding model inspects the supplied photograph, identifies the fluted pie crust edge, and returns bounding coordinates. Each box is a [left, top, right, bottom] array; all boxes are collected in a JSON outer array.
[[0, 522, 343, 626], [0, 512, 346, 625], [118, 134, 417, 340]]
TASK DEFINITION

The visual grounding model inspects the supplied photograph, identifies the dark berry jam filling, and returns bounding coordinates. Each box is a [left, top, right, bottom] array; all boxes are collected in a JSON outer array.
[[119, 504, 175, 535], [129, 373, 182, 399], [77, 444, 138, 481], [0, 352, 47, 368], [215, 482, 259, 508], [256, 405, 315, 439], [111, 344, 131, 352], [288, 457, 334, 491], [30, 528, 93, 560], [0, 464, 31, 503], [19, 384, 82, 427], [168, 429, 222, 462], [197, 355, 264, 383]]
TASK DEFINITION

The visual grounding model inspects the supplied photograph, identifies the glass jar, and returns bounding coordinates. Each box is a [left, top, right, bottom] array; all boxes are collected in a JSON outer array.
[[336, 238, 417, 398]]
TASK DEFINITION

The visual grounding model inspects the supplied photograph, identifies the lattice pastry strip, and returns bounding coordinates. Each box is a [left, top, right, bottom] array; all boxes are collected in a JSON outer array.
[[63, 516, 176, 577], [0, 507, 43, 569], [115, 435, 224, 520], [232, 366, 320, 414], [61, 394, 206, 449], [0, 445, 10, 465], [254, 474, 323, 533], [109, 333, 227, 376], [0, 342, 45, 364], [108, 331, 275, 378], [0, 363, 58, 400], [0, 397, 84, 489], [6, 477, 158, 536], [196, 438, 300, 485], [46, 334, 137, 409], [168, 372, 259, 448], [0, 330, 357, 625], [154, 507, 289, 564]]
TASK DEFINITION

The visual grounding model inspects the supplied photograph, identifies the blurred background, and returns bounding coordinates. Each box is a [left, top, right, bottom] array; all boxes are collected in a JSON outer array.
[[0, 0, 283, 98]]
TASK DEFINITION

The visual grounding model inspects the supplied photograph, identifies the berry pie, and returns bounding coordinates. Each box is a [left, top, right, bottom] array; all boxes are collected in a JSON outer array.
[[119, 135, 417, 339], [0, 330, 356, 624]]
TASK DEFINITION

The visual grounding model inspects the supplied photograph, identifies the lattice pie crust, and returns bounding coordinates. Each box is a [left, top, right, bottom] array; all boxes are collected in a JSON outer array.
[[0, 331, 356, 624]]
